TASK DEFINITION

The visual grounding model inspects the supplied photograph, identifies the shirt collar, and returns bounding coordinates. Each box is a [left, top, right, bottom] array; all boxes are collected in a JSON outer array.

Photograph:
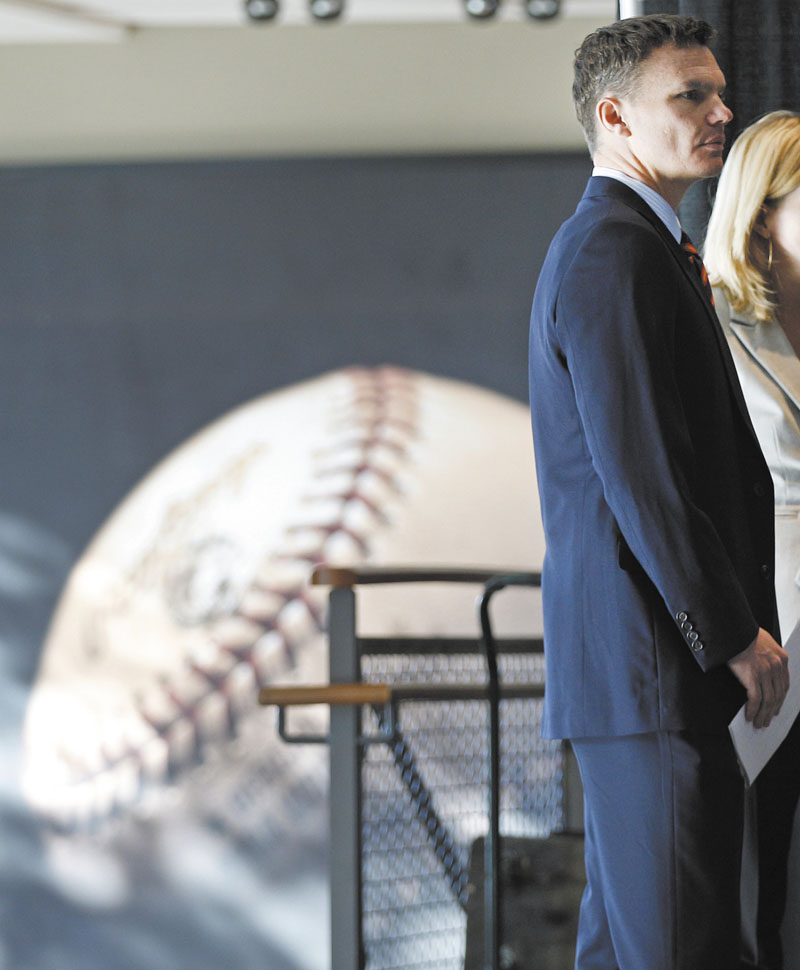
[[592, 166, 683, 245]]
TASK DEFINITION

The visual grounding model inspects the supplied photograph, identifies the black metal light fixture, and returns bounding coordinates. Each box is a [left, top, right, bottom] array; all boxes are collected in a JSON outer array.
[[464, 0, 501, 19], [524, 0, 560, 19], [244, 0, 279, 21], [309, 0, 344, 19]]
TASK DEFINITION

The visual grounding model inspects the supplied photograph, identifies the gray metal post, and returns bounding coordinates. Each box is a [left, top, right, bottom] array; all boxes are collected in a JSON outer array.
[[328, 585, 363, 970], [561, 740, 584, 834]]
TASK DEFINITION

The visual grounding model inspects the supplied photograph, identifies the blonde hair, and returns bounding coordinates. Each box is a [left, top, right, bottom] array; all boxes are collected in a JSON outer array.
[[704, 110, 800, 321]]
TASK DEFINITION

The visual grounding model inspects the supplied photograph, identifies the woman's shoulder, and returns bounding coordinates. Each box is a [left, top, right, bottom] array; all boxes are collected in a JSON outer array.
[[712, 285, 732, 324], [712, 285, 761, 332]]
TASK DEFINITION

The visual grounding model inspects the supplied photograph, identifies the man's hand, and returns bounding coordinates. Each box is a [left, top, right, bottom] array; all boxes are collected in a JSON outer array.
[[727, 628, 789, 729]]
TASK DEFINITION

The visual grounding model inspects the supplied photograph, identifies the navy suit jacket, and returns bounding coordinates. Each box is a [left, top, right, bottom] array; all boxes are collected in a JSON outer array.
[[529, 177, 779, 739]]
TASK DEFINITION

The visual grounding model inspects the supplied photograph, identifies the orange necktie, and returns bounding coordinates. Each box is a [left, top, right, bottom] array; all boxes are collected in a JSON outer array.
[[680, 230, 715, 308]]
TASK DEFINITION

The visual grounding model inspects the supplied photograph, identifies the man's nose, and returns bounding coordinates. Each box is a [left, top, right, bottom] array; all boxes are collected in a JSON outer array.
[[711, 98, 733, 126]]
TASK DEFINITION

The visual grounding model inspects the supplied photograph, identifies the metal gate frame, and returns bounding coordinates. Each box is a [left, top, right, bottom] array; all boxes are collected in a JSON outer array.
[[259, 564, 584, 970]]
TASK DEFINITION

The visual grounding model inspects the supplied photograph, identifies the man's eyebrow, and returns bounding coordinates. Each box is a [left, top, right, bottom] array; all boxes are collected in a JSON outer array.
[[679, 77, 726, 94]]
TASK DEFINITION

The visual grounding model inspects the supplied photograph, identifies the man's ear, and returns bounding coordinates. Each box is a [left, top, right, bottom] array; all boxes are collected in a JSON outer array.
[[596, 97, 630, 138]]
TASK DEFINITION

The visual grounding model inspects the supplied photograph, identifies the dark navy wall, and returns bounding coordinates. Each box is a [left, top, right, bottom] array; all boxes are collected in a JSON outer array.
[[0, 152, 590, 970], [1, 153, 590, 574]]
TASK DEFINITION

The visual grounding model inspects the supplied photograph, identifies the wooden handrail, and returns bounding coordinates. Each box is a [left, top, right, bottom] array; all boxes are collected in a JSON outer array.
[[259, 683, 392, 707], [310, 564, 541, 588], [259, 681, 544, 707]]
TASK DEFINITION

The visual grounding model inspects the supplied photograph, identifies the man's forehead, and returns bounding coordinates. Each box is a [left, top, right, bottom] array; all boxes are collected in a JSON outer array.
[[640, 42, 725, 87]]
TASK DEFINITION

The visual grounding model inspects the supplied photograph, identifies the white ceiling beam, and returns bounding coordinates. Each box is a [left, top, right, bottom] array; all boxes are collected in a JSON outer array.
[[0, 0, 138, 32]]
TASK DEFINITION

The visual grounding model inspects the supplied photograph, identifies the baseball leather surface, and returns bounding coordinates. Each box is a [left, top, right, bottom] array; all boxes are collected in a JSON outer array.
[[22, 366, 544, 829]]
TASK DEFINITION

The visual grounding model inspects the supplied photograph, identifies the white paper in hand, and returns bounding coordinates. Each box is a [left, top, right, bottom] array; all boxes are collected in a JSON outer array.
[[729, 620, 800, 786]]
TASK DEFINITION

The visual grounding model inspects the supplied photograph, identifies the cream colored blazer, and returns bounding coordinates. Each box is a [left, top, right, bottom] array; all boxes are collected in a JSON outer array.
[[716, 286, 800, 638]]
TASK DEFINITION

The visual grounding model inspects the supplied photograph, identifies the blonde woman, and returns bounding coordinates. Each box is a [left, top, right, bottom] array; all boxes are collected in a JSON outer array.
[[705, 109, 800, 970]]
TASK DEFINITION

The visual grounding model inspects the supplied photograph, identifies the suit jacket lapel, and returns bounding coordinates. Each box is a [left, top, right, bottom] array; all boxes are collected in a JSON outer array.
[[583, 178, 761, 439], [729, 313, 800, 415]]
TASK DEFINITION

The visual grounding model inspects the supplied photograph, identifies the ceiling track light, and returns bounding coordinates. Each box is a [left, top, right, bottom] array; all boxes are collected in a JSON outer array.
[[464, 0, 501, 19], [524, 0, 560, 19], [244, 0, 279, 21], [309, 0, 344, 20]]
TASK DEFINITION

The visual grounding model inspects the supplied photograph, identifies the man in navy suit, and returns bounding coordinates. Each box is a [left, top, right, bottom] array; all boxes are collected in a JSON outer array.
[[529, 14, 791, 970]]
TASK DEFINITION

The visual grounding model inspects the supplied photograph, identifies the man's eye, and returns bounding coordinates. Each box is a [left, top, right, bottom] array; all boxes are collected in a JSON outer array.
[[680, 90, 701, 101]]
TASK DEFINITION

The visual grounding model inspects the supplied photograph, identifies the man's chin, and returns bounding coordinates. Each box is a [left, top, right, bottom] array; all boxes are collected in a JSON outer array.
[[696, 157, 725, 179]]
